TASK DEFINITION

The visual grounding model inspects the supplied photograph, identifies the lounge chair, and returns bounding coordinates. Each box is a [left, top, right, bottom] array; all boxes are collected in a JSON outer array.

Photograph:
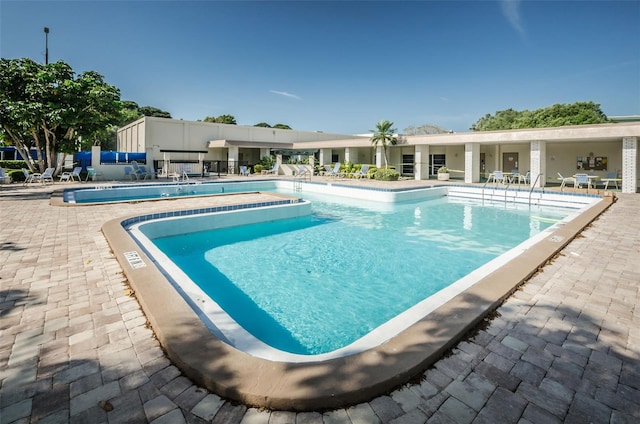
[[326, 163, 342, 178], [0, 168, 10, 184], [59, 167, 82, 182], [123, 166, 135, 180], [240, 165, 250, 176], [297, 165, 310, 176], [265, 163, 280, 175], [557, 173, 575, 191], [22, 168, 41, 185], [40, 167, 55, 184], [138, 165, 154, 180], [350, 164, 370, 179], [600, 173, 621, 190]]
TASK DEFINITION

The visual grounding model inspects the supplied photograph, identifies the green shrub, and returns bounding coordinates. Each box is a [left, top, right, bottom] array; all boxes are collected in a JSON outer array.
[[259, 155, 276, 169], [253, 164, 263, 173], [374, 168, 400, 181]]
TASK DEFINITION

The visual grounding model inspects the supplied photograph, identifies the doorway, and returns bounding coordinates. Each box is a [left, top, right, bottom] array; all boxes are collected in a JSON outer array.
[[502, 152, 519, 172]]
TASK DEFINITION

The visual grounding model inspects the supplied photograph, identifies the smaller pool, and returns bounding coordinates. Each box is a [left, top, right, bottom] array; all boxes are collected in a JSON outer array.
[[64, 180, 272, 204]]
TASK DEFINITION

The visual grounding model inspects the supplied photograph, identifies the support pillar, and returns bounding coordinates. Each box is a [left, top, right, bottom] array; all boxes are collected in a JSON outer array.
[[228, 146, 239, 175], [319, 148, 331, 165], [414, 145, 429, 180], [344, 147, 352, 164], [622, 137, 637, 194], [259, 148, 270, 161], [530, 140, 546, 188], [375, 146, 383, 168], [464, 143, 480, 183]]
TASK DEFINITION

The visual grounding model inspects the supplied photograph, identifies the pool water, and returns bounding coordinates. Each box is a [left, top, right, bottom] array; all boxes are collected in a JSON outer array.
[[149, 192, 568, 355]]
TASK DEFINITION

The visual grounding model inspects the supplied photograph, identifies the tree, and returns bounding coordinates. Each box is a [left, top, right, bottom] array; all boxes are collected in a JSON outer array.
[[370, 120, 397, 168], [272, 123, 292, 130], [254, 122, 271, 127], [0, 58, 122, 172], [204, 114, 237, 125], [470, 102, 610, 131], [138, 106, 171, 119], [403, 124, 449, 135]]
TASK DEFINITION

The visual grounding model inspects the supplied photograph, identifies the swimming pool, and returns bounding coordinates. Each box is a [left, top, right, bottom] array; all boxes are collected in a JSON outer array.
[[103, 184, 607, 409], [126, 187, 589, 361]]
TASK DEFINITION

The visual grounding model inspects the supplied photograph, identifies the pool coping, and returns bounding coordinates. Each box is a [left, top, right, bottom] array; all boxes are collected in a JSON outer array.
[[101, 191, 614, 411]]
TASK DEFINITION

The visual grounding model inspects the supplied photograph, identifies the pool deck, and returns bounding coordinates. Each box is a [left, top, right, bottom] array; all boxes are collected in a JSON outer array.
[[1, 176, 639, 423]]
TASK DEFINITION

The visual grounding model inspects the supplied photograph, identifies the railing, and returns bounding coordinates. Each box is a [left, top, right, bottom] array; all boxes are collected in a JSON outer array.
[[528, 173, 544, 207], [293, 168, 311, 191]]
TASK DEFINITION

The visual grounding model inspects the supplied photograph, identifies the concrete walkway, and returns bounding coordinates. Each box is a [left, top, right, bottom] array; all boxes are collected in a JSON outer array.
[[0, 181, 638, 423]]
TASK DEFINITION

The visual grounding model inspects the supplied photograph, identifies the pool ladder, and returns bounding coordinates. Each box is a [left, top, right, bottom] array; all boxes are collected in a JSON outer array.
[[293, 169, 311, 191], [481, 173, 544, 206]]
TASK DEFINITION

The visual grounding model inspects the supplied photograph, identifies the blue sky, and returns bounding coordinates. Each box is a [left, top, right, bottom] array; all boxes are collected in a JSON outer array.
[[1, 1, 639, 134]]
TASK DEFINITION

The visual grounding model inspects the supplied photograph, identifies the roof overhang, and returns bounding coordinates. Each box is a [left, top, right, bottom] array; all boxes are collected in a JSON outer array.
[[207, 139, 294, 149]]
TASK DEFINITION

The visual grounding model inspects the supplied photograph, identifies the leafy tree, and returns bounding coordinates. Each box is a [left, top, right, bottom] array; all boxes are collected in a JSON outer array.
[[471, 102, 610, 131], [204, 114, 237, 125], [138, 106, 171, 119], [254, 122, 271, 127], [370, 120, 397, 168], [403, 124, 449, 135], [0, 58, 122, 172], [272, 123, 292, 130]]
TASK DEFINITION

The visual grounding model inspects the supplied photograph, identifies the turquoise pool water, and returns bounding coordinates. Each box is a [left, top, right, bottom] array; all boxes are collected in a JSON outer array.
[[148, 191, 569, 356]]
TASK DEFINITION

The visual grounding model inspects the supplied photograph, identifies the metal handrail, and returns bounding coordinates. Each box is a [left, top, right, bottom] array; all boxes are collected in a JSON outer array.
[[528, 173, 544, 206]]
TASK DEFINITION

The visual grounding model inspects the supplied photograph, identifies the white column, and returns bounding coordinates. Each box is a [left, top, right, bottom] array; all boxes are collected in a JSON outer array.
[[228, 146, 239, 174], [259, 148, 270, 161], [319, 148, 331, 165], [344, 147, 352, 164], [375, 146, 383, 168], [464, 143, 480, 183], [622, 137, 637, 194], [414, 145, 429, 180], [530, 140, 546, 188]]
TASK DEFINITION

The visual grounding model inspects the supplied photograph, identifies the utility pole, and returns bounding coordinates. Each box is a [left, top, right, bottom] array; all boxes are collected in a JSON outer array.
[[44, 27, 49, 64]]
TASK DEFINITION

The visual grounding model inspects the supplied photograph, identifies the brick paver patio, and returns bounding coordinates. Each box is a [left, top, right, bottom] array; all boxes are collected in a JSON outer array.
[[1, 181, 638, 423]]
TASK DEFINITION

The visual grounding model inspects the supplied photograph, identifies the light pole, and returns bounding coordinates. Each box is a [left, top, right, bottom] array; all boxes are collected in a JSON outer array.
[[44, 27, 49, 64]]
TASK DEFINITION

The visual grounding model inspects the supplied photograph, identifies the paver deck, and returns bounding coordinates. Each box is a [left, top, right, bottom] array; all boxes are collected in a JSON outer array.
[[1, 178, 638, 423]]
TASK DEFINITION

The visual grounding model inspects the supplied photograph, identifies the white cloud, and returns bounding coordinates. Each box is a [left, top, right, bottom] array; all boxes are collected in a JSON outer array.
[[500, 0, 525, 35], [270, 90, 301, 100]]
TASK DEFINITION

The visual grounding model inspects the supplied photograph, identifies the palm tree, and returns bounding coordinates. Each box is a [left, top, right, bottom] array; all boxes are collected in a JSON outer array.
[[370, 120, 398, 168]]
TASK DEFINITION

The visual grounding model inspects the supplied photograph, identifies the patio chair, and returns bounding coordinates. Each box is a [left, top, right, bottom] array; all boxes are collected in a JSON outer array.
[[573, 173, 590, 192], [40, 167, 55, 184], [297, 165, 310, 176], [557, 173, 575, 191], [265, 163, 280, 175], [487, 171, 506, 184], [0, 168, 10, 184], [22, 168, 41, 185], [239, 165, 250, 176], [518, 171, 530, 185], [350, 164, 370, 179], [85, 167, 104, 182], [59, 167, 82, 182]]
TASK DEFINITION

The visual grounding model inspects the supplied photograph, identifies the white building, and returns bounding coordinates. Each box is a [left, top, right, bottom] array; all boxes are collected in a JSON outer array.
[[116, 116, 640, 193]]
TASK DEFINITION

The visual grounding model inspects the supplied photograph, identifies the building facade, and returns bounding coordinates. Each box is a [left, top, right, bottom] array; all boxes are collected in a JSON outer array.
[[117, 117, 640, 193]]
